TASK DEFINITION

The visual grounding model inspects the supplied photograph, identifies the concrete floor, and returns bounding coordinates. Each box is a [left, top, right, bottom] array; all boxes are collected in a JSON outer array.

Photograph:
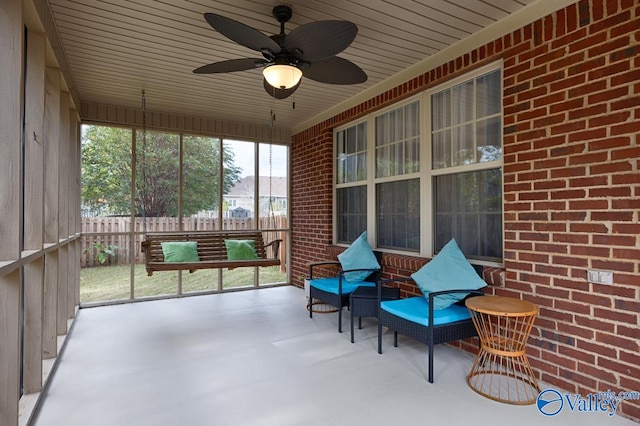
[[30, 285, 637, 426]]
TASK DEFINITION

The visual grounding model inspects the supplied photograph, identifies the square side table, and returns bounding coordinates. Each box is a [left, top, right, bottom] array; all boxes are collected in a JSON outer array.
[[350, 285, 400, 343]]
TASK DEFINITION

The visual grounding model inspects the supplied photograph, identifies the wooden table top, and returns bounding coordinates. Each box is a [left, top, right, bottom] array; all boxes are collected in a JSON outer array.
[[465, 295, 538, 316]]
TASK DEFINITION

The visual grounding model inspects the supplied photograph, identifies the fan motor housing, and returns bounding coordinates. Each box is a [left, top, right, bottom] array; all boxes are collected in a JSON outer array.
[[272, 5, 292, 23]]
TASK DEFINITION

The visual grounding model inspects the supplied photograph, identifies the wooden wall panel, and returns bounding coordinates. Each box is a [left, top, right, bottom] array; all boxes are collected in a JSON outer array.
[[0, 270, 21, 426], [23, 259, 44, 394], [0, 1, 23, 423], [21, 28, 47, 397], [44, 67, 60, 244], [69, 115, 81, 311], [24, 31, 46, 250], [80, 101, 292, 145], [56, 245, 68, 335], [58, 93, 69, 240], [42, 251, 58, 359], [0, 0, 21, 262]]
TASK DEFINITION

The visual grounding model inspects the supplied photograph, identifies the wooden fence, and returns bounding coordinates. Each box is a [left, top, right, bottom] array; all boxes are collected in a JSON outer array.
[[80, 216, 287, 269]]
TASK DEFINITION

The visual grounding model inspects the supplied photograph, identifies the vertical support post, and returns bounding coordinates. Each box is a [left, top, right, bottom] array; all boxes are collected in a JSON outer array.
[[56, 91, 70, 335], [22, 27, 46, 395], [0, 1, 23, 424], [43, 66, 60, 359]]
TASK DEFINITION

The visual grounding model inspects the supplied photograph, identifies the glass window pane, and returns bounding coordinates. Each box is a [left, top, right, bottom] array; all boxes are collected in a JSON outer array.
[[336, 124, 367, 184], [375, 115, 388, 146], [453, 80, 474, 124], [356, 153, 367, 181], [480, 213, 503, 258], [346, 155, 356, 182], [405, 138, 420, 174], [376, 145, 389, 178], [391, 109, 403, 141], [376, 179, 420, 251], [346, 127, 356, 153], [434, 169, 502, 261], [393, 142, 403, 175], [375, 101, 420, 178], [337, 153, 345, 184], [432, 89, 451, 130], [337, 186, 367, 244], [432, 69, 501, 171], [406, 102, 420, 137], [432, 129, 451, 169], [356, 122, 366, 151], [476, 69, 501, 118], [452, 124, 474, 166], [476, 117, 502, 162]]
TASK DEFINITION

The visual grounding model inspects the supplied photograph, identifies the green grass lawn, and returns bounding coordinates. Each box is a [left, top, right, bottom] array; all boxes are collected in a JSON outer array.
[[80, 264, 287, 304]]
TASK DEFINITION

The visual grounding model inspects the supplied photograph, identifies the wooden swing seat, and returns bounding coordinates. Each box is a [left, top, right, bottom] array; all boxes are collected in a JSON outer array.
[[141, 230, 282, 276]]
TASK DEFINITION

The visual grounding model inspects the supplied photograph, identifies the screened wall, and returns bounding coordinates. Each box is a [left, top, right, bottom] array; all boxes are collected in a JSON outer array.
[[81, 125, 290, 304]]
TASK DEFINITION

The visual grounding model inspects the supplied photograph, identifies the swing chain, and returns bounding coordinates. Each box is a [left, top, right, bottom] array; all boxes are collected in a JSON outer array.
[[141, 90, 147, 235], [268, 110, 276, 228]]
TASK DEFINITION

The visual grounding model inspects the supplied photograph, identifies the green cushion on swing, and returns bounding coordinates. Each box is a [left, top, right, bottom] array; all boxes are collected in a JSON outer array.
[[161, 241, 200, 263], [225, 239, 258, 260]]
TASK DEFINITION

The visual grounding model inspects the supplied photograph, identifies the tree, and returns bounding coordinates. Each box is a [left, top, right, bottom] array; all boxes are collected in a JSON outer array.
[[81, 125, 242, 217], [81, 126, 132, 216]]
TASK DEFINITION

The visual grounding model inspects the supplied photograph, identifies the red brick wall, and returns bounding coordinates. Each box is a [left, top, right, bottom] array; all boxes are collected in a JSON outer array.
[[292, 0, 639, 420]]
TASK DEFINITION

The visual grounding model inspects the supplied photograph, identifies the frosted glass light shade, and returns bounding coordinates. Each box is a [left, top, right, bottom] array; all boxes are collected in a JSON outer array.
[[263, 64, 302, 89]]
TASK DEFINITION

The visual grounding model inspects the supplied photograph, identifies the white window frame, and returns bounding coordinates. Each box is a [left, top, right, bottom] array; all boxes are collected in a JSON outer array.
[[334, 119, 370, 244], [426, 62, 504, 264], [333, 61, 504, 266]]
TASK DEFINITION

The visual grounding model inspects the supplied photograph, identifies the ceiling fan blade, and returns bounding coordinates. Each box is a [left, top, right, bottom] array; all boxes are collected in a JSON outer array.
[[263, 78, 299, 99], [193, 58, 268, 74], [302, 57, 367, 85], [204, 13, 281, 53], [285, 21, 357, 62]]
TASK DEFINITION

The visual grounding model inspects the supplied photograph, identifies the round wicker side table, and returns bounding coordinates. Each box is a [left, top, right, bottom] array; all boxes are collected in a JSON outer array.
[[465, 295, 540, 405]]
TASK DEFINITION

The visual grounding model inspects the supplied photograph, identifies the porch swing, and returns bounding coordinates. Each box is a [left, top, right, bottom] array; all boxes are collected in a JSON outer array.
[[140, 93, 282, 276]]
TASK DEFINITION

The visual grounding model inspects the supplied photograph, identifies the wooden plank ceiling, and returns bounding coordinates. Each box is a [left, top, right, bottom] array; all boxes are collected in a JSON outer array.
[[48, 0, 537, 132]]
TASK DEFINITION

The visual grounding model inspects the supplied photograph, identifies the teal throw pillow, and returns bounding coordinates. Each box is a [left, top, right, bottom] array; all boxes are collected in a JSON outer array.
[[225, 239, 258, 260], [337, 231, 380, 282], [411, 238, 487, 310], [161, 241, 200, 263]]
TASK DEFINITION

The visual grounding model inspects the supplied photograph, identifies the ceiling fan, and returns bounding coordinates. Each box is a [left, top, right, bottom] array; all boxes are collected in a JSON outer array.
[[193, 5, 367, 99]]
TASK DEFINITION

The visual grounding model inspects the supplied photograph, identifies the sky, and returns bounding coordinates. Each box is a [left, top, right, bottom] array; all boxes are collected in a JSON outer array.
[[229, 141, 288, 177]]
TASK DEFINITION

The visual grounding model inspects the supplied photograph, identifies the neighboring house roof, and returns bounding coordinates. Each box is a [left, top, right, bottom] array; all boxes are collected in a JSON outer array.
[[225, 176, 287, 198]]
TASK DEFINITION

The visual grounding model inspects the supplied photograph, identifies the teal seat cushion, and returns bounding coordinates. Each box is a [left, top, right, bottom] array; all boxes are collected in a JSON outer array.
[[309, 277, 375, 295], [337, 231, 380, 282], [411, 239, 487, 310], [380, 296, 471, 326], [225, 239, 258, 260], [161, 241, 200, 263]]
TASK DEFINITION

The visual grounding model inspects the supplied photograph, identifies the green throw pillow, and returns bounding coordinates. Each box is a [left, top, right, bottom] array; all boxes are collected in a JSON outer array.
[[225, 239, 258, 260], [161, 241, 200, 263]]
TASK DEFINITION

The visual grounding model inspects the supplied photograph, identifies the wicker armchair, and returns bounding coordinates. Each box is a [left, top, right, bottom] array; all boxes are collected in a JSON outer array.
[[377, 276, 484, 383], [308, 251, 383, 333]]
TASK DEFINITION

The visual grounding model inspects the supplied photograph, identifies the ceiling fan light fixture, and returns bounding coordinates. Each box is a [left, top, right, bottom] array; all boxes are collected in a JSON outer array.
[[263, 64, 302, 89]]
